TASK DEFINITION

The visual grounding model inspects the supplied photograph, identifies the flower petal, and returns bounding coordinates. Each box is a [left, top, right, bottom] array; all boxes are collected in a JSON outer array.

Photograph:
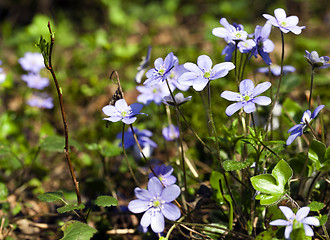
[[303, 224, 314, 237], [148, 177, 163, 196], [269, 219, 290, 226], [128, 199, 150, 213], [301, 217, 320, 226], [130, 103, 144, 115], [102, 105, 118, 116], [140, 209, 152, 227], [122, 117, 137, 124], [183, 62, 202, 74], [220, 91, 241, 101], [296, 206, 310, 221], [286, 131, 301, 145], [253, 82, 271, 97], [150, 211, 165, 233], [154, 57, 164, 70], [134, 188, 152, 201], [161, 184, 181, 202], [284, 225, 293, 239], [253, 96, 271, 106], [161, 203, 181, 221], [311, 105, 324, 119], [225, 102, 244, 116], [115, 99, 128, 112], [274, 8, 287, 21], [211, 62, 235, 79], [285, 16, 299, 27], [104, 116, 122, 122], [239, 79, 254, 95], [279, 206, 294, 220], [287, 124, 303, 133], [243, 102, 256, 113], [197, 55, 212, 72], [178, 72, 199, 86], [192, 78, 209, 91], [212, 27, 230, 38]]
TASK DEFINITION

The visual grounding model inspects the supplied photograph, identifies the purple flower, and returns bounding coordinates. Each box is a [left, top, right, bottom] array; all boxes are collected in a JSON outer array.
[[162, 124, 180, 141], [148, 164, 177, 187], [0, 65, 6, 84], [144, 52, 178, 87], [263, 8, 305, 35], [238, 39, 256, 53], [257, 64, 296, 76], [135, 46, 152, 84], [21, 73, 49, 90], [270, 206, 320, 239], [102, 99, 145, 124], [212, 18, 248, 43], [178, 55, 235, 91], [167, 64, 190, 91], [27, 93, 53, 109], [116, 127, 157, 149], [286, 105, 324, 145], [137, 82, 171, 105], [163, 92, 192, 107], [222, 42, 236, 62], [128, 177, 181, 233], [18, 52, 45, 73], [304, 50, 330, 69], [220, 79, 271, 116], [250, 22, 275, 65]]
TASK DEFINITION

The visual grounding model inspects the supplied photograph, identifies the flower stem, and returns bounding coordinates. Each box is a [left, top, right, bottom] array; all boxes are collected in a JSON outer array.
[[308, 67, 315, 109]]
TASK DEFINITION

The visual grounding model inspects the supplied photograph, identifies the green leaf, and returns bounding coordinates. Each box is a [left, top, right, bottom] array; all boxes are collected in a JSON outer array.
[[40, 135, 81, 152], [308, 140, 326, 164], [95, 196, 118, 207], [0, 182, 9, 201], [61, 221, 97, 240], [308, 201, 325, 211], [0, 143, 11, 155], [272, 160, 293, 189], [250, 174, 282, 195], [57, 203, 85, 214], [223, 159, 252, 171], [255, 228, 279, 240], [318, 214, 328, 225], [256, 193, 283, 205], [37, 192, 63, 202]]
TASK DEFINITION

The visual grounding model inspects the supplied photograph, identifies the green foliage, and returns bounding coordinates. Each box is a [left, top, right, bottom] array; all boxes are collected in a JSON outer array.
[[308, 201, 325, 211], [37, 191, 64, 202], [40, 135, 82, 152], [308, 140, 330, 171], [60, 221, 97, 240], [94, 195, 118, 207], [57, 203, 85, 214], [223, 159, 252, 171], [0, 182, 9, 201], [250, 160, 292, 205]]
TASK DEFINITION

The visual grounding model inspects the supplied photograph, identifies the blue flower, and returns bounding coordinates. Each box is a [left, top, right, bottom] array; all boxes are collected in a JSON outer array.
[[27, 92, 53, 109], [220, 79, 271, 116], [116, 127, 157, 149], [148, 164, 177, 187], [135, 46, 152, 84], [286, 105, 324, 145], [128, 177, 181, 233], [162, 124, 180, 141], [222, 42, 236, 61], [102, 99, 145, 124], [163, 92, 192, 107], [137, 82, 172, 105], [257, 64, 296, 76], [250, 22, 275, 65], [212, 18, 248, 43], [178, 55, 235, 91], [237, 39, 256, 54], [263, 8, 305, 35], [18, 52, 45, 73], [167, 64, 190, 91], [144, 52, 178, 87], [21, 73, 49, 90], [304, 50, 330, 69], [270, 206, 320, 239]]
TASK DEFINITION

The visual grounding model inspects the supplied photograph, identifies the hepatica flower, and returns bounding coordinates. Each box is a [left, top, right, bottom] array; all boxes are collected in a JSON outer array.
[[162, 124, 180, 141], [163, 92, 192, 107], [212, 18, 248, 43], [286, 105, 324, 145], [304, 50, 330, 69], [144, 52, 178, 87], [263, 8, 305, 34], [135, 46, 152, 84], [221, 79, 271, 116], [167, 64, 190, 91], [270, 206, 319, 239], [117, 127, 157, 149], [148, 164, 177, 187], [257, 64, 296, 76], [21, 73, 49, 90], [128, 177, 181, 233], [137, 82, 171, 105], [102, 99, 144, 124], [27, 93, 53, 109], [18, 52, 45, 73], [178, 55, 235, 91]]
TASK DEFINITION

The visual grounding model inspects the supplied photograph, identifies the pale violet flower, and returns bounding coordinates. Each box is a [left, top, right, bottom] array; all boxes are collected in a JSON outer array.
[[21, 73, 49, 90], [18, 52, 45, 73], [212, 18, 248, 43], [136, 82, 171, 105], [102, 99, 145, 124], [221, 79, 271, 116], [237, 39, 256, 53], [286, 105, 324, 145], [263, 8, 305, 34], [27, 93, 53, 109], [257, 64, 296, 76], [270, 206, 320, 239], [162, 124, 180, 141], [167, 64, 190, 91], [178, 55, 235, 91], [0, 66, 6, 84], [163, 92, 192, 107], [128, 177, 181, 233], [148, 164, 177, 187], [304, 50, 330, 69]]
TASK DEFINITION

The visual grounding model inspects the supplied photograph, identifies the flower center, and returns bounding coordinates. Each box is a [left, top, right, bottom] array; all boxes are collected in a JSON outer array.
[[302, 112, 311, 123], [159, 69, 165, 76], [203, 71, 211, 78], [280, 21, 287, 27], [150, 196, 164, 210], [244, 95, 251, 101]]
